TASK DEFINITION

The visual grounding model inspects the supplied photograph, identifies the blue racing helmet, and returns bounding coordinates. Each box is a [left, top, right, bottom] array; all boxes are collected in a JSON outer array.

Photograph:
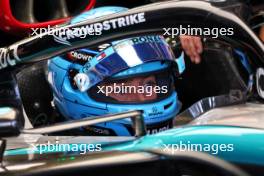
[[47, 6, 185, 136]]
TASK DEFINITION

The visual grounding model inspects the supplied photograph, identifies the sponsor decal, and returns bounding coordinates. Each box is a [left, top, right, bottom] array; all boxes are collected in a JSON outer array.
[[96, 52, 106, 61], [52, 26, 98, 46], [0, 45, 20, 70], [73, 73, 90, 92], [98, 43, 111, 51], [67, 51, 93, 62], [89, 12, 146, 31], [149, 106, 163, 116], [132, 35, 164, 44], [53, 13, 146, 45], [85, 126, 111, 135], [147, 124, 170, 134], [147, 119, 172, 134]]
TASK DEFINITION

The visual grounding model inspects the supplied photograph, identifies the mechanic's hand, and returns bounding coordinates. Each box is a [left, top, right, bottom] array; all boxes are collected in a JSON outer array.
[[260, 26, 264, 42], [180, 36, 203, 64]]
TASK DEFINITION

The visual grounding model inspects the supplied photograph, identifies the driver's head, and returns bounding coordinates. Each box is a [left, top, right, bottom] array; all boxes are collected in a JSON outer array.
[[48, 7, 185, 136]]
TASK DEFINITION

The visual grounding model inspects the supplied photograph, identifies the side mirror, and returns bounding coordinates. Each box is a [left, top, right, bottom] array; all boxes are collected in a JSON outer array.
[[22, 110, 146, 137], [0, 107, 22, 137], [0, 71, 24, 138]]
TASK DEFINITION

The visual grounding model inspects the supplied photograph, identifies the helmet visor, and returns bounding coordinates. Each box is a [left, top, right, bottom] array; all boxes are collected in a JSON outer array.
[[75, 36, 185, 92]]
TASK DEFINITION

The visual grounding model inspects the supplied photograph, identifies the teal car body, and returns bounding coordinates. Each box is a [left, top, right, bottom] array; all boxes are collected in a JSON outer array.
[[5, 103, 264, 167]]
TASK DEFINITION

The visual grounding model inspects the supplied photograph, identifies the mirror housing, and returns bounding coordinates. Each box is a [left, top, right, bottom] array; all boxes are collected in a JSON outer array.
[[0, 107, 22, 137], [256, 68, 264, 99]]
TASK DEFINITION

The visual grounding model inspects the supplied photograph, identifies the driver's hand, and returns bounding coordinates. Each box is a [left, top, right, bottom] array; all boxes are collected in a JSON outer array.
[[180, 35, 203, 64]]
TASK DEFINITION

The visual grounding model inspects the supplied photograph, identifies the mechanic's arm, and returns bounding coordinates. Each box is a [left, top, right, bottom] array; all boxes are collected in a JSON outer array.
[[179, 36, 203, 64], [260, 26, 264, 42], [180, 26, 264, 64]]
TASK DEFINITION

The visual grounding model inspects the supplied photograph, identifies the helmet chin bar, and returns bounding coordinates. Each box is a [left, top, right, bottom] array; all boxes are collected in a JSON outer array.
[[0, 0, 263, 134]]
